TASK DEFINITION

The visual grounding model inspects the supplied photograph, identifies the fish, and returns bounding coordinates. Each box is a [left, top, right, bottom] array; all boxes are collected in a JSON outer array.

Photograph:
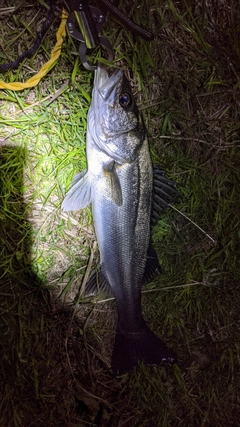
[[62, 65, 179, 375]]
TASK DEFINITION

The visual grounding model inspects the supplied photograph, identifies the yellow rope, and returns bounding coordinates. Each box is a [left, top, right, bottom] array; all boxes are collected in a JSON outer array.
[[0, 9, 68, 91]]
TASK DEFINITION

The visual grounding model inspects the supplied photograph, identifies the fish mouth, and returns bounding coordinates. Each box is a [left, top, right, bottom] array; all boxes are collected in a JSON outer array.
[[94, 64, 123, 106]]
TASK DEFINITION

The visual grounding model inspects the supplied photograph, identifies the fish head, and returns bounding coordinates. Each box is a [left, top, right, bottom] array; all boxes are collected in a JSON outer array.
[[88, 65, 145, 164]]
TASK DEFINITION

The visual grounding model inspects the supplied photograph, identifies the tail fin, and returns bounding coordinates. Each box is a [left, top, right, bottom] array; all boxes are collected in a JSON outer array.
[[111, 326, 176, 375]]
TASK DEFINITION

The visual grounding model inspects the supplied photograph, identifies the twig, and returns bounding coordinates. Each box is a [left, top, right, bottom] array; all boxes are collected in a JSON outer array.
[[12, 80, 70, 115], [79, 240, 97, 298], [93, 280, 204, 305], [169, 204, 217, 244]]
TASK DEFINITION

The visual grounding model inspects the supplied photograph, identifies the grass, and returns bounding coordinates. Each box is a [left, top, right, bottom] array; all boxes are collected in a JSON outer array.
[[1, 0, 240, 426]]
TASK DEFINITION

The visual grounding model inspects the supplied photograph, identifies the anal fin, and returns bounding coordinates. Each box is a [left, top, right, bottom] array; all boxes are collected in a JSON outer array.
[[84, 268, 114, 297]]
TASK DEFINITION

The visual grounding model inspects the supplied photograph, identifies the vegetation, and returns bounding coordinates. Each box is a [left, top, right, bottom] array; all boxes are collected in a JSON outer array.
[[0, 0, 240, 425]]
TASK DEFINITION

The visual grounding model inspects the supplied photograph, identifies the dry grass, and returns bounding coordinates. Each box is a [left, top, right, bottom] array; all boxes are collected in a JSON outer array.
[[1, 1, 240, 426]]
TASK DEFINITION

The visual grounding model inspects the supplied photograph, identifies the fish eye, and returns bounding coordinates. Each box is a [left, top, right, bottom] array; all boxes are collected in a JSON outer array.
[[119, 92, 132, 109]]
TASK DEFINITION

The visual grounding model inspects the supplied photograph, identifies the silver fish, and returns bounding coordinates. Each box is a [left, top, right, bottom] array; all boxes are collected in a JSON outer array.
[[62, 65, 178, 374]]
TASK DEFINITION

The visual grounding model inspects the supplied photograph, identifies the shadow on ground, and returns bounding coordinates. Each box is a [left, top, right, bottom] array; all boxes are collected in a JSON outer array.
[[0, 146, 99, 426]]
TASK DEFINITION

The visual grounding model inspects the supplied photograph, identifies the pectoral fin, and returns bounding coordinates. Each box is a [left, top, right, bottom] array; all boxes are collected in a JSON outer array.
[[103, 161, 122, 206], [61, 170, 92, 211]]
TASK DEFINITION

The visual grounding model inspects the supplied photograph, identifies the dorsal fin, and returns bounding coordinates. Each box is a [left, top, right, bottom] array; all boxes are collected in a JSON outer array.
[[151, 166, 181, 226]]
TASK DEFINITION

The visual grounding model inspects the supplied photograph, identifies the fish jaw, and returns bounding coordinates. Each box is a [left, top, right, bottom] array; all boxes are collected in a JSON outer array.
[[94, 65, 123, 106], [87, 65, 144, 164]]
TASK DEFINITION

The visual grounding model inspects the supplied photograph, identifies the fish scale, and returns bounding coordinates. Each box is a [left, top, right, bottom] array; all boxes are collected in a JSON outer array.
[[62, 65, 179, 374], [93, 150, 150, 332]]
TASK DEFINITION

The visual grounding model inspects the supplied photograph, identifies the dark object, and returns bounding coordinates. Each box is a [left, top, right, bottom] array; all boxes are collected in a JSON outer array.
[[67, 0, 154, 41], [67, 0, 154, 69], [66, 4, 113, 70], [0, 1, 59, 71], [0, 0, 154, 72], [98, 0, 154, 41]]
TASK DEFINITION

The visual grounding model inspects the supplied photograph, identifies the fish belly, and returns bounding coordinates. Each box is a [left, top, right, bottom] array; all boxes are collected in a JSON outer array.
[[91, 138, 152, 333], [88, 137, 176, 374]]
